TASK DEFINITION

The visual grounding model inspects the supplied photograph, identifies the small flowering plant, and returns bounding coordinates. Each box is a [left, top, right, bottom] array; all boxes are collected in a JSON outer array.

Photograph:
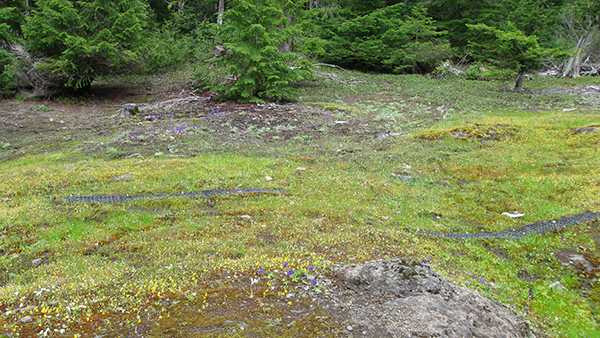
[[252, 258, 328, 297]]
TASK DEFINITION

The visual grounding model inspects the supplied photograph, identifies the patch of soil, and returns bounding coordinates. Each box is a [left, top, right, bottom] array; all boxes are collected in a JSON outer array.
[[0, 82, 444, 162], [488, 247, 511, 261], [533, 85, 600, 108]]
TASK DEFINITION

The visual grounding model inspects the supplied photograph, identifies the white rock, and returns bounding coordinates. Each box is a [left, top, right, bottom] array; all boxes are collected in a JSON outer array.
[[502, 212, 525, 218], [548, 282, 565, 291]]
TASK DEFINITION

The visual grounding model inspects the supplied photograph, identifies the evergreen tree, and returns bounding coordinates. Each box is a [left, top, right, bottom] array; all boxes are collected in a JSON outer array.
[[428, 0, 501, 49], [0, 1, 26, 95], [500, 0, 566, 47], [319, 3, 450, 73], [23, 0, 148, 90], [389, 4, 451, 73], [468, 22, 544, 90], [214, 0, 312, 103]]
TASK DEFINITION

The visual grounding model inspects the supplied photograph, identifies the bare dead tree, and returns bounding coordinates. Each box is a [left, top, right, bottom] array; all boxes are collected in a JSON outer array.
[[9, 44, 61, 97], [558, 34, 594, 78], [217, 0, 225, 24]]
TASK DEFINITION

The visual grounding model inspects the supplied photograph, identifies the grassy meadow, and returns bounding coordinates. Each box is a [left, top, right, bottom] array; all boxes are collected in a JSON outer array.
[[1, 70, 600, 337]]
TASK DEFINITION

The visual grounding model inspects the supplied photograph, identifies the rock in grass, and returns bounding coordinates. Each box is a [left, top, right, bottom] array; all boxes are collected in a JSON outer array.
[[391, 173, 415, 182], [337, 259, 537, 338], [113, 173, 135, 181], [548, 281, 565, 291], [568, 254, 594, 272], [573, 126, 599, 134], [119, 103, 139, 118], [19, 315, 32, 323]]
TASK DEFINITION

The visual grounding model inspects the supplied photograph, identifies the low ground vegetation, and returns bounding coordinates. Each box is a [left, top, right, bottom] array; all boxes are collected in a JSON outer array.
[[0, 70, 599, 337]]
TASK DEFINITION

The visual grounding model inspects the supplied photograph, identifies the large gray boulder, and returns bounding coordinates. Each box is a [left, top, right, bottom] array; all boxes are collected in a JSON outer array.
[[336, 259, 539, 338]]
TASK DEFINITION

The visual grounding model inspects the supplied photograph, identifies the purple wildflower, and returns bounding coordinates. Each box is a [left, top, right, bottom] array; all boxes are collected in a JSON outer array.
[[312, 279, 317, 286], [308, 265, 314, 271], [288, 270, 294, 276], [283, 262, 288, 268], [258, 269, 263, 274]]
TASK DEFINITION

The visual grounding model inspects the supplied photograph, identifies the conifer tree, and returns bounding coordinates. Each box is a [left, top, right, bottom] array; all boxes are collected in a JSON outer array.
[[0, 1, 26, 95], [467, 22, 544, 90], [23, 0, 148, 90], [215, 0, 312, 103]]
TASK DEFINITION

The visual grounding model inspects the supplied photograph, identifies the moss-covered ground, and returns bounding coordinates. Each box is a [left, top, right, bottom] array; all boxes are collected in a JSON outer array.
[[1, 70, 599, 337]]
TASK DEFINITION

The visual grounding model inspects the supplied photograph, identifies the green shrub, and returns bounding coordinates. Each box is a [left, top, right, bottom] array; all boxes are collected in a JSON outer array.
[[0, 3, 26, 96], [138, 28, 196, 74], [466, 64, 481, 80], [0, 49, 16, 96], [23, 0, 148, 90]]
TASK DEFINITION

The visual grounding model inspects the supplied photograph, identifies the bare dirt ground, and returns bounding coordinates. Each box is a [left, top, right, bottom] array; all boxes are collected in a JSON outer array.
[[0, 82, 420, 163]]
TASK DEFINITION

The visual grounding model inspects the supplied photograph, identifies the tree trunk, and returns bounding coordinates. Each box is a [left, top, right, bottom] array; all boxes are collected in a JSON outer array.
[[558, 35, 592, 78], [514, 71, 525, 91], [217, 0, 225, 25]]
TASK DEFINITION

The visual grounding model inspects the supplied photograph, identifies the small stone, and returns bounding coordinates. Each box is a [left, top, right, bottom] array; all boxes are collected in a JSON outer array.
[[573, 126, 599, 134], [265, 176, 273, 181], [19, 315, 32, 323], [295, 167, 306, 171], [568, 254, 594, 272], [213, 45, 229, 58], [346, 325, 353, 331], [240, 215, 251, 220], [286, 293, 295, 299], [548, 282, 565, 291], [502, 212, 525, 218], [31, 258, 43, 265], [113, 173, 135, 181], [1, 198, 10, 203], [488, 282, 501, 289], [398, 175, 415, 182], [373, 132, 390, 142], [123, 103, 139, 115]]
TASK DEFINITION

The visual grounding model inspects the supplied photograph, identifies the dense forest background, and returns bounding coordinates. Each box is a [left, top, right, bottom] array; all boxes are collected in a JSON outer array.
[[1, 0, 599, 101]]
